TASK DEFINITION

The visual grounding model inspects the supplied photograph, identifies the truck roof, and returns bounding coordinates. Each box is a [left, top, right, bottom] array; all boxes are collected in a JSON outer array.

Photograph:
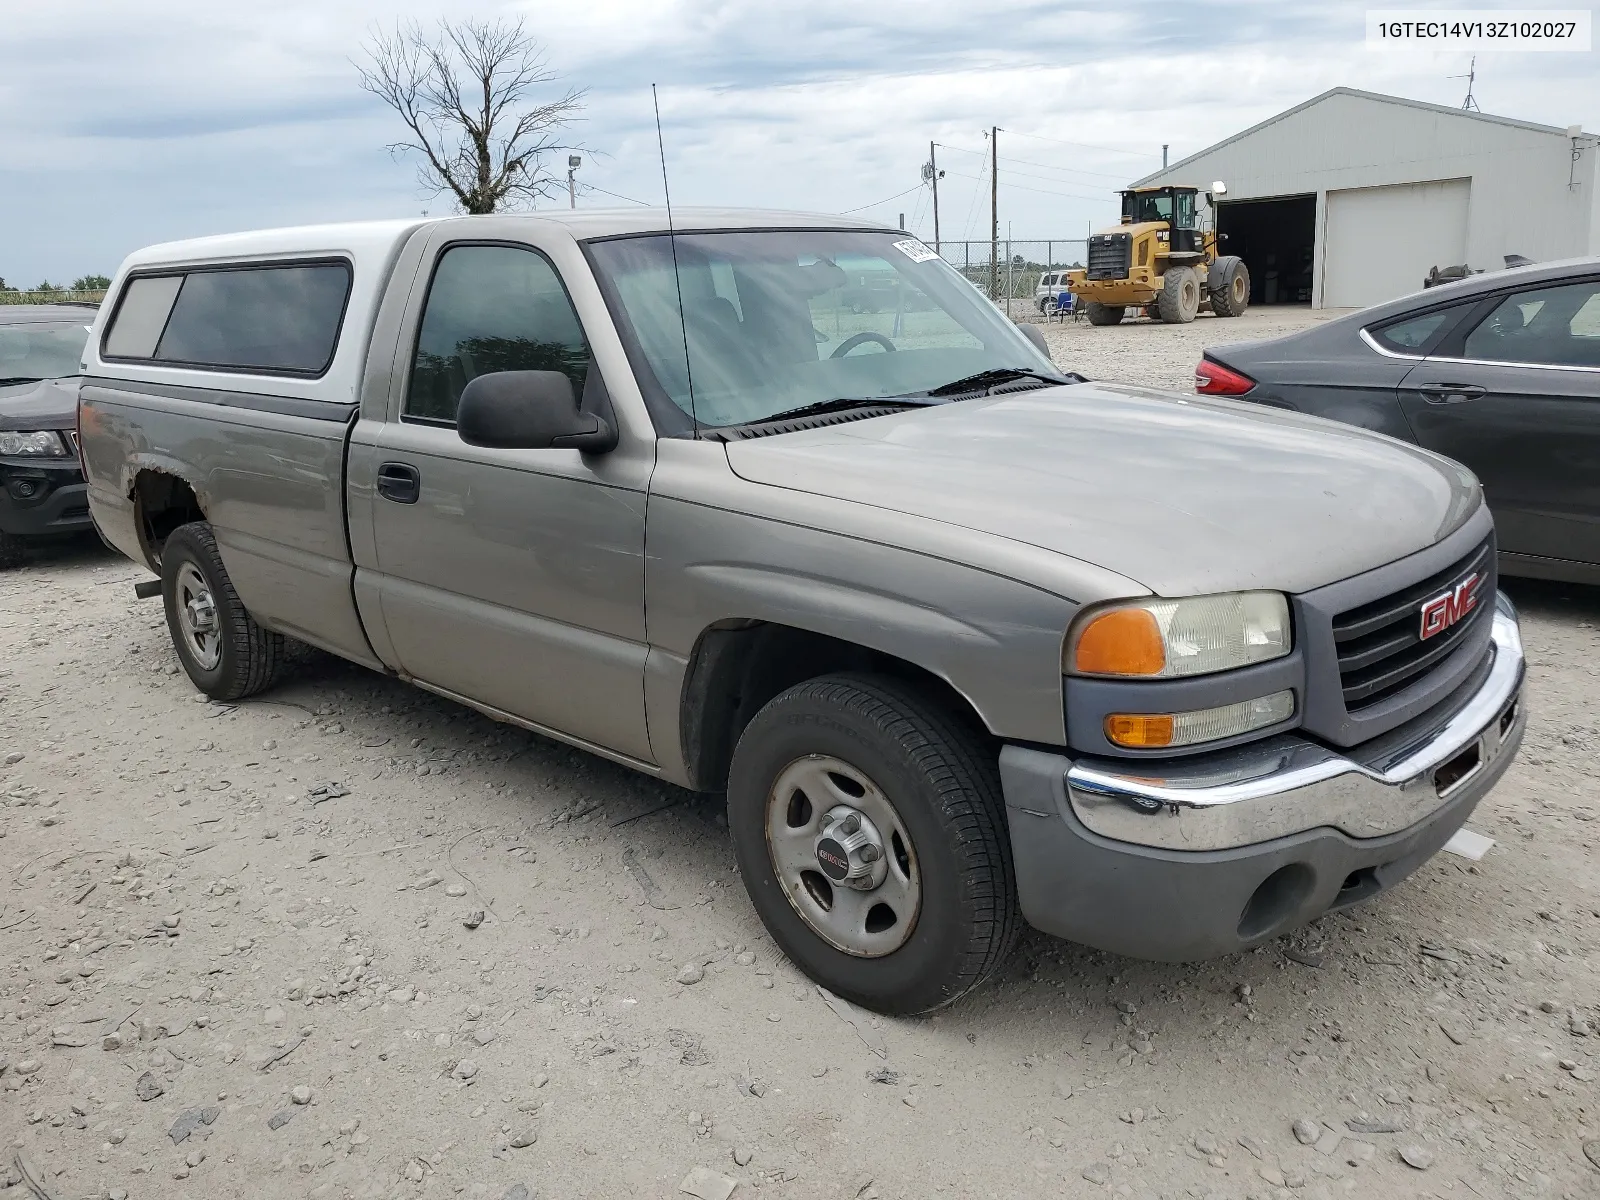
[[120, 208, 891, 270]]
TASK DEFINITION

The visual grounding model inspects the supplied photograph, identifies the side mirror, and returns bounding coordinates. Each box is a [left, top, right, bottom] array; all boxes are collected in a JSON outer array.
[[457, 370, 617, 453], [1015, 320, 1052, 363]]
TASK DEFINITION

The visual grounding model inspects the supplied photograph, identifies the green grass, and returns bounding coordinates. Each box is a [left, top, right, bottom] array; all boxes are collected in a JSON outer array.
[[0, 290, 105, 306]]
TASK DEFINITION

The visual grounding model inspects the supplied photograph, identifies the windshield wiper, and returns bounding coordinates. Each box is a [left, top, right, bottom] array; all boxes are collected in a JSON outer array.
[[0, 376, 44, 386], [756, 395, 942, 424], [924, 367, 1079, 397]]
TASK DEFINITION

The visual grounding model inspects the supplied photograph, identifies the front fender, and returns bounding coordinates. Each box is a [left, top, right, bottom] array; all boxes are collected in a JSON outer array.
[[643, 495, 1080, 769]]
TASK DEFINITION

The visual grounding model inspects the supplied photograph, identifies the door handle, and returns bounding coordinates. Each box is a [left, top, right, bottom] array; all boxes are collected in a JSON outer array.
[[376, 462, 421, 504], [1418, 383, 1487, 405]]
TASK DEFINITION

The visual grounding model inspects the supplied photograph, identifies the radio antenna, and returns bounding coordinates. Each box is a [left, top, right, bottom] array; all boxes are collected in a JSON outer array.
[[652, 84, 698, 437]]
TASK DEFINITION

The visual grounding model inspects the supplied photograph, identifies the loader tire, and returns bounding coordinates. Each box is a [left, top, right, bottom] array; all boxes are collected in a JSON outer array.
[[1157, 266, 1200, 324], [1084, 302, 1125, 326], [1209, 256, 1250, 317]]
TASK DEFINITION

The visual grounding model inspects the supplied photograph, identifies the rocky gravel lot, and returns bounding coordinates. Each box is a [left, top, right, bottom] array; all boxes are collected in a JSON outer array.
[[4, 310, 1600, 1200], [1028, 304, 1356, 391]]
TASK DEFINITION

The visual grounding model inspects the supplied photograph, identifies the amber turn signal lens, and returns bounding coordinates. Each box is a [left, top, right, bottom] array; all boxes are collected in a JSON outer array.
[[1105, 713, 1175, 748], [1073, 608, 1166, 676]]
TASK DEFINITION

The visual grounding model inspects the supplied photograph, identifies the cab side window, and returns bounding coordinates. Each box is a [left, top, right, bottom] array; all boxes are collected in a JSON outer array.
[[406, 244, 590, 425], [1462, 280, 1600, 369]]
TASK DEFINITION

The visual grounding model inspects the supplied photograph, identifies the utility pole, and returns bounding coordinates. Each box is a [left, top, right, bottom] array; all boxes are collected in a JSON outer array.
[[990, 126, 999, 302], [567, 154, 582, 208], [929, 141, 942, 252]]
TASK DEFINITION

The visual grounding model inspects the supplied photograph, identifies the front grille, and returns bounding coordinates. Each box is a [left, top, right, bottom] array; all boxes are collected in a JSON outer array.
[[1331, 539, 1495, 712], [1087, 233, 1132, 281]]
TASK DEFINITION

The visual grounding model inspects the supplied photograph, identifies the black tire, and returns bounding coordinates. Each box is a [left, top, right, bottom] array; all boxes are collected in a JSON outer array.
[[1084, 302, 1125, 326], [0, 532, 27, 570], [727, 674, 1020, 1016], [161, 521, 286, 701], [1157, 266, 1200, 323], [1208, 255, 1250, 317]]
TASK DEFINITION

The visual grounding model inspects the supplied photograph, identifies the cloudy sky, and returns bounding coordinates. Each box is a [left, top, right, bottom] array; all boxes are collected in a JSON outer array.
[[4, 0, 1597, 284]]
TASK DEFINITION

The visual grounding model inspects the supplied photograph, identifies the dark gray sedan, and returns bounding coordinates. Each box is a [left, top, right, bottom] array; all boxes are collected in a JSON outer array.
[[1197, 259, 1600, 585], [0, 304, 96, 566]]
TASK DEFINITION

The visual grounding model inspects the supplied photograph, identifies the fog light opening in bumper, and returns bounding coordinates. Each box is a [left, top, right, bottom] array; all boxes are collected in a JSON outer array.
[[1433, 741, 1482, 796], [1237, 863, 1315, 941]]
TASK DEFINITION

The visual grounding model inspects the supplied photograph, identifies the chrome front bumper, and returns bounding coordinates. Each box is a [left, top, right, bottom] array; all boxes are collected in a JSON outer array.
[[1066, 598, 1525, 852]]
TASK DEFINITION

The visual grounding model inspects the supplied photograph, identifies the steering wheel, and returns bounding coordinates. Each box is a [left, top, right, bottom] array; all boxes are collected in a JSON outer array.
[[830, 331, 897, 359]]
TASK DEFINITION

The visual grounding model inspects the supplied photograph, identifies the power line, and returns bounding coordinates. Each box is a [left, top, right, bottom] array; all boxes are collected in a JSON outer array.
[[960, 135, 990, 241], [943, 168, 1110, 205], [838, 182, 924, 215], [580, 182, 652, 206], [994, 163, 1116, 199], [1005, 128, 1158, 160], [937, 142, 1131, 182], [993, 154, 1131, 183]]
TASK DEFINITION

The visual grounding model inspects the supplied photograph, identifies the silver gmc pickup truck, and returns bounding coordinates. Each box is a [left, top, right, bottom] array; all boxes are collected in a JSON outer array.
[[79, 210, 1526, 1015]]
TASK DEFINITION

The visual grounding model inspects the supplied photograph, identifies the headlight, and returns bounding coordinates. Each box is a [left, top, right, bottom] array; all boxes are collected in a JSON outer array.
[[0, 430, 70, 457], [1066, 592, 1291, 678]]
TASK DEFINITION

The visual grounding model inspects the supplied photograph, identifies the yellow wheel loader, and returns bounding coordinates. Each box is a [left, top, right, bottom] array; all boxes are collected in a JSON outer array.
[[1065, 183, 1249, 326]]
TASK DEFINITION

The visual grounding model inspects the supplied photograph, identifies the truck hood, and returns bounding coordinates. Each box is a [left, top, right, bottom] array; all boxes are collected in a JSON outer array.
[[723, 382, 1479, 597], [0, 377, 79, 432]]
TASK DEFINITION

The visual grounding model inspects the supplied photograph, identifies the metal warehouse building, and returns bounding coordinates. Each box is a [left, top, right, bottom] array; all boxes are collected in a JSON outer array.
[[1134, 87, 1600, 309]]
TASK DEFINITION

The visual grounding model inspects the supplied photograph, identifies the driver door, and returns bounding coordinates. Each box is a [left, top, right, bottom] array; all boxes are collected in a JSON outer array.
[[362, 231, 656, 762]]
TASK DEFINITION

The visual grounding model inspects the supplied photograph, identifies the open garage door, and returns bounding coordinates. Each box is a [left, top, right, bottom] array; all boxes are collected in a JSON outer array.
[[1322, 179, 1470, 309], [1216, 195, 1316, 306]]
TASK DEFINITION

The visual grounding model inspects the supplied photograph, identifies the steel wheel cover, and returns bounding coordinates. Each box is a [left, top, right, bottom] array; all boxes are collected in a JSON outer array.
[[764, 754, 921, 957]]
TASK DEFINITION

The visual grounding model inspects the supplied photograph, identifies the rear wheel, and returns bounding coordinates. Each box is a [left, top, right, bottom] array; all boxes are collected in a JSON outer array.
[[1084, 302, 1125, 326], [727, 674, 1020, 1016], [1209, 256, 1250, 317], [161, 521, 286, 701], [1157, 266, 1201, 323]]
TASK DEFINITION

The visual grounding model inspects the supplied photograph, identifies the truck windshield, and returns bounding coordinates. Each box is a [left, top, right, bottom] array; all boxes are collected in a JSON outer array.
[[0, 321, 91, 383], [586, 230, 1055, 429]]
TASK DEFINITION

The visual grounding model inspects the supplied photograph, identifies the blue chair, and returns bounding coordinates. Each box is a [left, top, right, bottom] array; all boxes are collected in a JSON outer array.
[[1050, 291, 1075, 323]]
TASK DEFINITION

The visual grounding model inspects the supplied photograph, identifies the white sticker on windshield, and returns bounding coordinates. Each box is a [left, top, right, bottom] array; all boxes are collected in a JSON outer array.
[[891, 239, 941, 264]]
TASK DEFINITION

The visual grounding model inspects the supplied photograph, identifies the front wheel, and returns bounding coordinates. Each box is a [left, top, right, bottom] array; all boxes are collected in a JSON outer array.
[[728, 674, 1020, 1016], [161, 522, 286, 701], [1157, 266, 1201, 323]]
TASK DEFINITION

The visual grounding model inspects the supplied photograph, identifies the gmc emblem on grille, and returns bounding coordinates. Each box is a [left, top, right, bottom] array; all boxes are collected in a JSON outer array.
[[1419, 572, 1481, 640]]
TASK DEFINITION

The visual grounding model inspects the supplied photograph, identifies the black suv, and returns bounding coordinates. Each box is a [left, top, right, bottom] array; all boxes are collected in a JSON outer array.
[[0, 304, 95, 566]]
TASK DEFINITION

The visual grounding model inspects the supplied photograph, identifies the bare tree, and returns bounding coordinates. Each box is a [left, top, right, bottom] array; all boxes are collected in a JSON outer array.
[[357, 18, 585, 215]]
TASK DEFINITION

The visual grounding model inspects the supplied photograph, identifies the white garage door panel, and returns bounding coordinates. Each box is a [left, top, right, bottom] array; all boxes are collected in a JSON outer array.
[[1322, 179, 1470, 309]]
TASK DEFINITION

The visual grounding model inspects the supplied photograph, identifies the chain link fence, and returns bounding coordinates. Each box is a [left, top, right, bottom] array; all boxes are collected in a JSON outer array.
[[936, 240, 1086, 316]]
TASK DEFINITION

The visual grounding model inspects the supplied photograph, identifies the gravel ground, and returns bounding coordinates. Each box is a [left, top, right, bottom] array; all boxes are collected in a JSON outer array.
[[1027, 305, 1356, 392], [4, 319, 1600, 1199]]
